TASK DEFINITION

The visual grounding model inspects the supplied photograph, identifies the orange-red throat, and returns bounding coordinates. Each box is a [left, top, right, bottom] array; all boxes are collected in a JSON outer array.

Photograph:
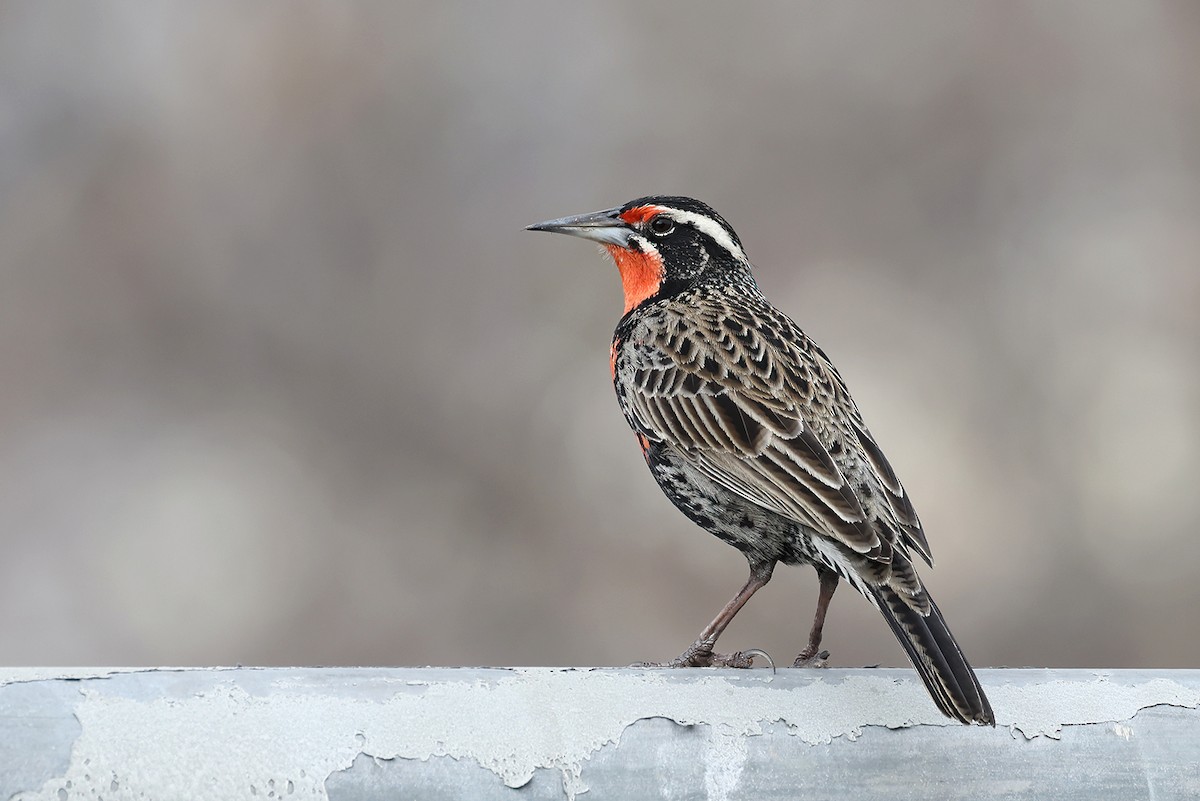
[[605, 244, 664, 314], [607, 203, 667, 313]]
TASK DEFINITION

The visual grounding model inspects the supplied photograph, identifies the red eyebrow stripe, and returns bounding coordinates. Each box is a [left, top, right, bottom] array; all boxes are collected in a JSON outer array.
[[618, 205, 662, 225]]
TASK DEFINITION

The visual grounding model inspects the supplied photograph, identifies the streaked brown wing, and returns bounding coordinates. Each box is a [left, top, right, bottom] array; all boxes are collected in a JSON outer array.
[[624, 318, 897, 561], [803, 337, 932, 566], [848, 416, 931, 563]]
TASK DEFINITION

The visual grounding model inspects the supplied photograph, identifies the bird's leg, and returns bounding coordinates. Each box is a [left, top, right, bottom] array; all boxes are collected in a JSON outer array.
[[640, 560, 775, 669], [792, 567, 838, 667]]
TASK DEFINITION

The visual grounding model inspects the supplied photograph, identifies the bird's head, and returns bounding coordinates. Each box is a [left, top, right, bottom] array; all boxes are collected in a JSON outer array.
[[527, 196, 750, 314]]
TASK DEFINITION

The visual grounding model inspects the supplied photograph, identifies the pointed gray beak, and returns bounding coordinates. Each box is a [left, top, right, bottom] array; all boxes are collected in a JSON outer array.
[[526, 206, 635, 248]]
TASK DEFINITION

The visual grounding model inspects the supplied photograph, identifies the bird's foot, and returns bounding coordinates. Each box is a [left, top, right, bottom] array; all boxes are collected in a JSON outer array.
[[791, 649, 830, 669], [634, 641, 772, 669]]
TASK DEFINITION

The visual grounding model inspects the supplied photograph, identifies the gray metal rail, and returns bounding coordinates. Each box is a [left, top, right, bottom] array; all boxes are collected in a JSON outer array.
[[2, 667, 1198, 800]]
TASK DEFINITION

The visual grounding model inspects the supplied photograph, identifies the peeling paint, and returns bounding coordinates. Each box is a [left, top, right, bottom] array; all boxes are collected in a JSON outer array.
[[989, 675, 1200, 739], [3, 668, 1199, 801]]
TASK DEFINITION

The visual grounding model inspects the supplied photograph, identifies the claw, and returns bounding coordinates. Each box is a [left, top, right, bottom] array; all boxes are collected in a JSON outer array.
[[791, 649, 830, 669], [739, 648, 776, 673], [630, 644, 716, 668], [634, 641, 775, 669], [709, 650, 753, 668]]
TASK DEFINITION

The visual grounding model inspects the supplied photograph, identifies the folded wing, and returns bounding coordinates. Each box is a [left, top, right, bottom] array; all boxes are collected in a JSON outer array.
[[622, 307, 931, 575]]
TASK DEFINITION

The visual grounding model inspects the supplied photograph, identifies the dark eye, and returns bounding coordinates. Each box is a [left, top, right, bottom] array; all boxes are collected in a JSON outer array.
[[649, 215, 675, 236]]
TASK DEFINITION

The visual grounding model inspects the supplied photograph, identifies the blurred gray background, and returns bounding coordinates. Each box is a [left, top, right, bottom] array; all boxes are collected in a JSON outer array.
[[2, 1, 1198, 670]]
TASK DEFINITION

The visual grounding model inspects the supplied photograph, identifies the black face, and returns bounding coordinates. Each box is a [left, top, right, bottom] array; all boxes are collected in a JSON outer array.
[[618, 195, 748, 292], [621, 195, 743, 249]]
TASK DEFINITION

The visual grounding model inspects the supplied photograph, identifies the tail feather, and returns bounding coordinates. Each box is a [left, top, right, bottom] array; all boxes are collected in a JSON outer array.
[[870, 585, 994, 725]]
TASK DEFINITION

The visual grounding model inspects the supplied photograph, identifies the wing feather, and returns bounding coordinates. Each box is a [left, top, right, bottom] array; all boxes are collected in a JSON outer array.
[[621, 304, 928, 569]]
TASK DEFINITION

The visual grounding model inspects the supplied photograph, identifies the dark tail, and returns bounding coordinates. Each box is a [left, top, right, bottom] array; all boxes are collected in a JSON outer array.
[[870, 585, 994, 725]]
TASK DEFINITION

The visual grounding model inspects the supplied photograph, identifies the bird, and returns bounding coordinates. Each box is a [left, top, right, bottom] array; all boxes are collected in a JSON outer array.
[[526, 196, 994, 725]]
